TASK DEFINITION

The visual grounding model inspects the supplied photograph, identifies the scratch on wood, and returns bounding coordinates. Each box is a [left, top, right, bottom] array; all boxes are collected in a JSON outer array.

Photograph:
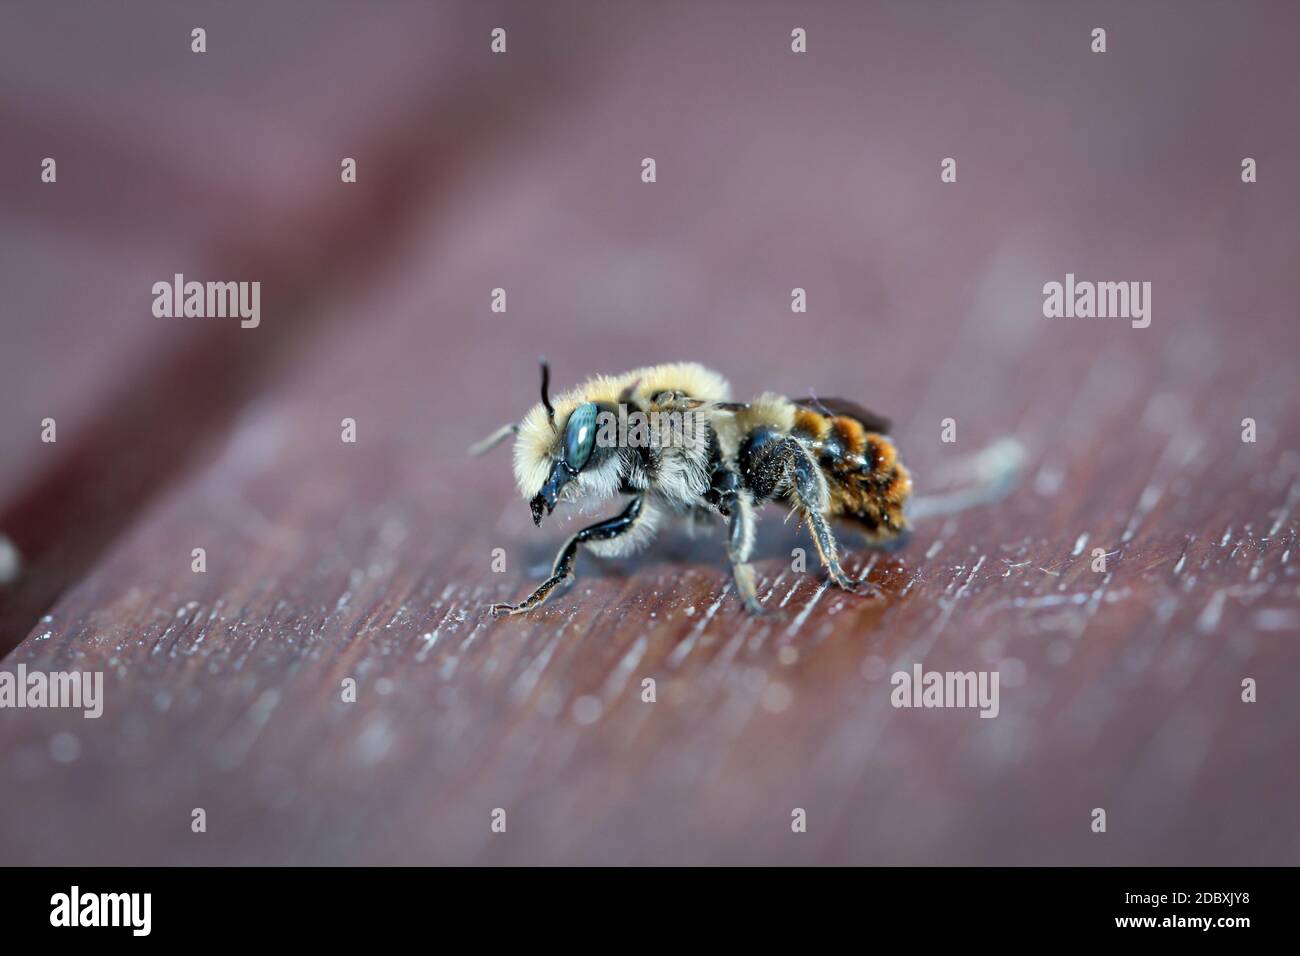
[[1197, 588, 1227, 634], [1268, 480, 1298, 537], [601, 635, 647, 701], [667, 585, 729, 670], [1072, 572, 1112, 640], [760, 571, 786, 604], [784, 580, 829, 639], [1122, 433, 1205, 543], [508, 628, 565, 705]]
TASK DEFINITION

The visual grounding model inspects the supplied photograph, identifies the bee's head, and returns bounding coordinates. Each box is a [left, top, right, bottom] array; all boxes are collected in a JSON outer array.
[[528, 401, 599, 525], [514, 364, 620, 526]]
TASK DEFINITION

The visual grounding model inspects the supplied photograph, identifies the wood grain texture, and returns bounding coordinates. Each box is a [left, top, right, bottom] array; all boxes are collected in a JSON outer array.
[[1, 1, 1298, 865]]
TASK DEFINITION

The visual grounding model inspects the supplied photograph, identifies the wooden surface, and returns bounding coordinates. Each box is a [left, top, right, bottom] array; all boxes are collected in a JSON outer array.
[[1, 1, 1298, 865]]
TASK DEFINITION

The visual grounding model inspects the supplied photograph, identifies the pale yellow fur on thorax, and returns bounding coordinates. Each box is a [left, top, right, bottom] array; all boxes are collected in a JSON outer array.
[[712, 391, 795, 460]]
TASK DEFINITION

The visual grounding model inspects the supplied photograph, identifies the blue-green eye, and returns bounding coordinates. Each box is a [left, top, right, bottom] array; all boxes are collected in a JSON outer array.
[[564, 403, 598, 471]]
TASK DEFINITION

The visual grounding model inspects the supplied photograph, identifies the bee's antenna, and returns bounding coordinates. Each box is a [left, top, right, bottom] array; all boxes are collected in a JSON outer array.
[[806, 390, 833, 418], [539, 360, 556, 429], [468, 422, 518, 457]]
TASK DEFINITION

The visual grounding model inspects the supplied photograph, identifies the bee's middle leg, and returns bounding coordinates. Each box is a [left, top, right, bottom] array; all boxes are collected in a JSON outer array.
[[490, 495, 646, 617], [726, 495, 764, 614], [704, 456, 763, 614]]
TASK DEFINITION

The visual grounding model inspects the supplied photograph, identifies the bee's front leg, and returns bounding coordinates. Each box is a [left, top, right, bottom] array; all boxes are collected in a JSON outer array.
[[488, 575, 568, 617], [490, 496, 646, 617]]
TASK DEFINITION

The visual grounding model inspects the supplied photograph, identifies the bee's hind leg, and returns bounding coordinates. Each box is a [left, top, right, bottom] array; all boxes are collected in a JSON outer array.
[[781, 440, 877, 596], [489, 495, 646, 617]]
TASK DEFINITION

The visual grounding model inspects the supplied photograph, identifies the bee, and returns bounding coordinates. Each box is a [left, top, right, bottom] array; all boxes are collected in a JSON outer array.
[[471, 362, 912, 615]]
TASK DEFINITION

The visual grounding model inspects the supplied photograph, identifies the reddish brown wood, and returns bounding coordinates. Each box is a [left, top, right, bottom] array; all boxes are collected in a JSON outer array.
[[1, 2, 1297, 865]]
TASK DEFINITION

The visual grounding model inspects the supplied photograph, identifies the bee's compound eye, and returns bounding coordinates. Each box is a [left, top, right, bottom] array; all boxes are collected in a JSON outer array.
[[564, 402, 599, 471]]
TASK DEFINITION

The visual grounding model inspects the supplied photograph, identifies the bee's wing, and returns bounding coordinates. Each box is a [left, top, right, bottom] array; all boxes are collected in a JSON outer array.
[[792, 396, 892, 434]]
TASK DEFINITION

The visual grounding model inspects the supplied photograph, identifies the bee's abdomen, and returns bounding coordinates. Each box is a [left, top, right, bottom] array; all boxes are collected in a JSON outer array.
[[793, 409, 911, 539]]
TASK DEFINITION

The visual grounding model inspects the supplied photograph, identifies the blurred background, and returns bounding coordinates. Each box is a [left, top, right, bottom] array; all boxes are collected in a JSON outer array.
[[1, 1, 1297, 864]]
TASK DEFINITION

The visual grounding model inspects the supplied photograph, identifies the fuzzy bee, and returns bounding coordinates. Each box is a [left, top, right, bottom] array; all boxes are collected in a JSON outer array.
[[471, 362, 912, 615]]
